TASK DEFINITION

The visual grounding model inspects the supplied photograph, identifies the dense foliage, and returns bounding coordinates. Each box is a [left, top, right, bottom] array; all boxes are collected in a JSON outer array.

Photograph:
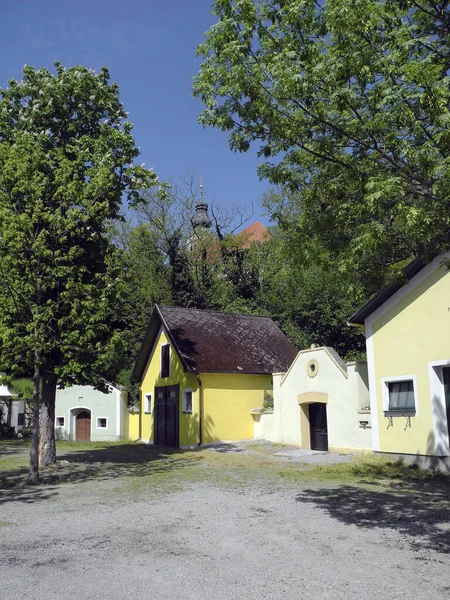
[[194, 0, 450, 290], [0, 63, 156, 480], [124, 185, 366, 362]]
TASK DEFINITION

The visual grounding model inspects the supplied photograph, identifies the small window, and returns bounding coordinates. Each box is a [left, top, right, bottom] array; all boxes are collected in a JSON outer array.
[[388, 380, 415, 411], [182, 389, 193, 413], [96, 417, 108, 429], [55, 416, 65, 427], [144, 393, 152, 414], [161, 344, 170, 378], [18, 413, 25, 426]]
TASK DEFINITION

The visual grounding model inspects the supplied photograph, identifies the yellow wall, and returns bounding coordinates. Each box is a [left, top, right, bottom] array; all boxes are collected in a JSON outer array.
[[201, 373, 270, 443], [125, 412, 140, 441], [371, 263, 450, 455], [140, 329, 198, 446], [139, 328, 271, 446]]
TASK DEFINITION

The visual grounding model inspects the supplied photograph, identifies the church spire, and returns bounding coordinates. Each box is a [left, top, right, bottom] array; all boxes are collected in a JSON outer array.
[[191, 176, 212, 230]]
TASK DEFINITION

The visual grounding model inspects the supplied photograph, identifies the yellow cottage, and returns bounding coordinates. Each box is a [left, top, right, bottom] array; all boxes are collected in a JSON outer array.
[[131, 305, 297, 448], [349, 252, 450, 468]]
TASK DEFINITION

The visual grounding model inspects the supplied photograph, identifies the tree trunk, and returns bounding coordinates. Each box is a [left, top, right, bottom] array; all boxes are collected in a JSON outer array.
[[27, 361, 40, 485], [38, 374, 57, 466]]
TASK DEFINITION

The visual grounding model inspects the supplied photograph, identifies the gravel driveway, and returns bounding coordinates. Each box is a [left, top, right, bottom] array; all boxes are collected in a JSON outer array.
[[1, 442, 450, 600]]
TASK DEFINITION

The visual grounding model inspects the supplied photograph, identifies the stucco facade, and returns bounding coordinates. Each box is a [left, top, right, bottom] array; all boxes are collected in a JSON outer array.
[[140, 328, 271, 446], [55, 384, 128, 442], [258, 347, 372, 452], [361, 253, 450, 458], [133, 305, 296, 448], [140, 328, 198, 446], [0, 379, 26, 434]]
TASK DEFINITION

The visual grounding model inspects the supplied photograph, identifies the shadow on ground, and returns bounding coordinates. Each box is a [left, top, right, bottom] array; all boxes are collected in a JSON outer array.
[[0, 441, 31, 457], [297, 470, 450, 554], [0, 444, 203, 505], [203, 443, 246, 453]]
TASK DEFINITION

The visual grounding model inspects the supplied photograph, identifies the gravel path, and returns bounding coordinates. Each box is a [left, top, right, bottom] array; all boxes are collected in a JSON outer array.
[[1, 444, 450, 600]]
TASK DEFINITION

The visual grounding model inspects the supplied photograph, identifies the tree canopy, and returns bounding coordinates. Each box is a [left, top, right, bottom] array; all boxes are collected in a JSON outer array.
[[194, 0, 450, 290], [0, 63, 157, 480]]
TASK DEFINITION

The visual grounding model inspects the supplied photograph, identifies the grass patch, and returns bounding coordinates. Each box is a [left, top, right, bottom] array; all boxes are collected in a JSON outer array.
[[1, 441, 449, 498], [0, 520, 14, 527], [290, 454, 450, 489]]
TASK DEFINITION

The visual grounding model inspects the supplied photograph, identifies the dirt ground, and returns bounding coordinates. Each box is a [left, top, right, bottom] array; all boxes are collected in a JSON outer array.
[[1, 441, 450, 600]]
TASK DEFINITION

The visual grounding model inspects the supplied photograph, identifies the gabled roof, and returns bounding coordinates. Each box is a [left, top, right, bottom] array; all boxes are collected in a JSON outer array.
[[234, 221, 272, 248], [348, 255, 431, 325], [279, 346, 349, 386], [131, 305, 297, 382]]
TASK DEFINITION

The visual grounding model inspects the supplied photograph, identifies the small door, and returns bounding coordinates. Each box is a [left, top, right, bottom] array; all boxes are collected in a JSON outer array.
[[154, 385, 179, 448], [309, 403, 328, 451], [76, 411, 91, 441], [441, 368, 450, 447]]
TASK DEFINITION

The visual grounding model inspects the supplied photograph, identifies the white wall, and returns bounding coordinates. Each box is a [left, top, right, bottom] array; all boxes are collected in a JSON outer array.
[[252, 411, 275, 442], [55, 384, 128, 442], [270, 348, 372, 451]]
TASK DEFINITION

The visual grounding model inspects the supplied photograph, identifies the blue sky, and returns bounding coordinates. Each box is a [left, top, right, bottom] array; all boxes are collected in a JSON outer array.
[[0, 0, 272, 228]]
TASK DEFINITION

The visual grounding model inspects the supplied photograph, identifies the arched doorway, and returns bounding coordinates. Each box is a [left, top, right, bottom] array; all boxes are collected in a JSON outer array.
[[76, 410, 91, 441], [308, 403, 328, 451], [297, 392, 328, 451]]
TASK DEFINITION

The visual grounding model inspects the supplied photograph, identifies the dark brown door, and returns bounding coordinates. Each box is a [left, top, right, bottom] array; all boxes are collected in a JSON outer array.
[[309, 403, 328, 451], [442, 368, 450, 448], [76, 411, 91, 441], [154, 385, 179, 447]]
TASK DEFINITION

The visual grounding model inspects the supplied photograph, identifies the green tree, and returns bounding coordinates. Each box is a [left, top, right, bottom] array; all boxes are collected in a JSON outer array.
[[116, 222, 172, 360], [239, 234, 366, 358], [0, 63, 156, 483], [114, 222, 172, 404], [194, 0, 450, 289]]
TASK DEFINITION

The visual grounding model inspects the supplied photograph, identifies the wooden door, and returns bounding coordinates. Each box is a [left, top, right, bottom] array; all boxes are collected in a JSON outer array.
[[441, 368, 450, 447], [76, 411, 91, 441], [154, 385, 179, 447], [309, 403, 328, 451]]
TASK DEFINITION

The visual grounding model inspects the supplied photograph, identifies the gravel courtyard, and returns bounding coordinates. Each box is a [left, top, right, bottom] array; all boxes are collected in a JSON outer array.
[[1, 441, 450, 600]]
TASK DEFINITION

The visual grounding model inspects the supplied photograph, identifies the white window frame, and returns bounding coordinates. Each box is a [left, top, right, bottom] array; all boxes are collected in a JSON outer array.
[[55, 416, 65, 427], [144, 393, 152, 414], [428, 359, 450, 456], [381, 375, 418, 415], [160, 343, 170, 378], [182, 388, 194, 414], [96, 417, 108, 429]]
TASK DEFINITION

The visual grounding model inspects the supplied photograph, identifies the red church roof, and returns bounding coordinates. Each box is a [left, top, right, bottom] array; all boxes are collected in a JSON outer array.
[[234, 221, 272, 248]]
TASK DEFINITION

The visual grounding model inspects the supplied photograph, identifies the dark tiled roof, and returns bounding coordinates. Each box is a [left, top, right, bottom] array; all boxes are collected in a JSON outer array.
[[131, 306, 297, 381]]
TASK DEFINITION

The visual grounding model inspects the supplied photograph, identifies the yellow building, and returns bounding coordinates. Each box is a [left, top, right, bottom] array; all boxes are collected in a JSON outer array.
[[131, 306, 297, 448], [349, 252, 450, 467]]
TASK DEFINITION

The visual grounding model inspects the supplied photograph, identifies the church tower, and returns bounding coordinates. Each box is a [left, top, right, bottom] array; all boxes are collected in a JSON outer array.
[[191, 177, 212, 231]]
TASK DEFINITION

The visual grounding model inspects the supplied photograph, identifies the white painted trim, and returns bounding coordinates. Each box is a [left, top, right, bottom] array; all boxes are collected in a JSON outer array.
[[280, 346, 347, 387], [380, 375, 418, 415], [365, 252, 450, 329], [364, 252, 450, 454], [365, 323, 380, 451], [55, 416, 65, 427], [115, 389, 121, 437], [428, 360, 450, 456], [182, 388, 194, 413], [142, 324, 164, 382], [96, 416, 108, 429], [68, 406, 92, 438], [160, 342, 170, 378], [144, 392, 152, 414]]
